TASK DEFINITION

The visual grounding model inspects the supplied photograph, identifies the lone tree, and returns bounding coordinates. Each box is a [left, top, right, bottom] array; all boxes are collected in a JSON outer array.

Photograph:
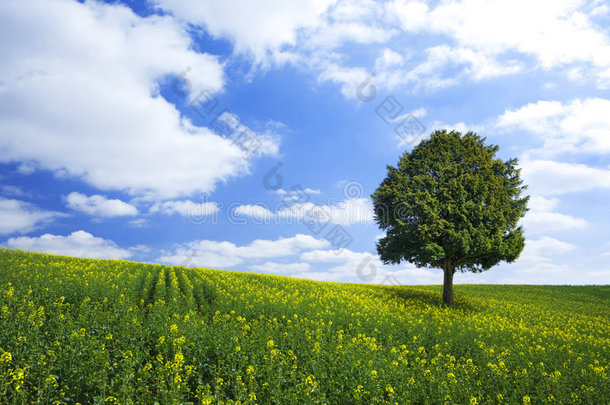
[[371, 130, 529, 307]]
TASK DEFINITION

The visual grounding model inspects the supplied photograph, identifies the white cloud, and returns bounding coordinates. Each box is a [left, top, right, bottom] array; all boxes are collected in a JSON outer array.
[[305, 0, 396, 54], [128, 218, 148, 228], [160, 248, 243, 269], [275, 188, 321, 196], [154, 0, 395, 74], [414, 45, 523, 84], [250, 261, 311, 274], [387, 1, 429, 31], [158, 234, 330, 268], [296, 248, 438, 285], [528, 236, 576, 255], [520, 159, 610, 195], [293, 249, 379, 282], [317, 63, 370, 98], [305, 21, 395, 51], [464, 236, 579, 283], [585, 269, 610, 284], [389, 266, 440, 285], [150, 1, 396, 95], [149, 199, 219, 217], [391, 107, 427, 122], [316, 43, 523, 98], [6, 230, 133, 260], [388, 0, 610, 86], [65, 192, 137, 217], [153, 0, 610, 95], [497, 98, 610, 155], [591, 4, 609, 17], [0, 197, 64, 235], [0, 0, 279, 201], [517, 236, 576, 267], [232, 198, 374, 225], [0, 185, 28, 198], [301, 248, 370, 263], [158, 231, 588, 285], [426, 121, 483, 139], [286, 271, 347, 282], [521, 196, 588, 235], [16, 163, 36, 175], [232, 204, 274, 221], [513, 262, 573, 276], [279, 198, 374, 224], [152, 0, 336, 63], [215, 112, 281, 158]]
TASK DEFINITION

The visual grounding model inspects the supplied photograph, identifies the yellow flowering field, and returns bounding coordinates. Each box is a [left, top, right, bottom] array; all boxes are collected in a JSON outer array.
[[0, 248, 608, 404]]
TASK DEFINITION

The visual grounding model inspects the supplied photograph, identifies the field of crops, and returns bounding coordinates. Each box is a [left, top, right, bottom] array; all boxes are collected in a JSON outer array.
[[0, 248, 608, 404]]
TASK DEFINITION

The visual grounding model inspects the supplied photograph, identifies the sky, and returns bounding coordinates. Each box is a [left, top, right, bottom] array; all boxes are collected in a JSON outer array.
[[1, 0, 609, 285]]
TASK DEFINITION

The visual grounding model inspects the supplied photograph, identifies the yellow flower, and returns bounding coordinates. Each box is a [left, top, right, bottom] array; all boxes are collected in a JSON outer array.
[[45, 375, 59, 388], [173, 336, 186, 347], [267, 339, 274, 348], [0, 351, 11, 363], [470, 397, 478, 405], [523, 396, 531, 405], [305, 374, 316, 386]]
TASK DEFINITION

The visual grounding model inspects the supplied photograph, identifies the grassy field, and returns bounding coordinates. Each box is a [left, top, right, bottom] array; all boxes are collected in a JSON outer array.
[[0, 248, 608, 404]]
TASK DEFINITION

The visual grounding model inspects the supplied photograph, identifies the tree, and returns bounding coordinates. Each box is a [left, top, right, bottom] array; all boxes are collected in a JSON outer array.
[[371, 130, 529, 307]]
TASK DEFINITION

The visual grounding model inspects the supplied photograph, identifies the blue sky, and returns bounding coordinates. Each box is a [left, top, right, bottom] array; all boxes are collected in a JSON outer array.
[[1, 0, 609, 285]]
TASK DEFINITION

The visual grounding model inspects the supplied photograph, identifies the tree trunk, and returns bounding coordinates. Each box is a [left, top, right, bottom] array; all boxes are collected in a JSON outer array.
[[443, 260, 454, 307]]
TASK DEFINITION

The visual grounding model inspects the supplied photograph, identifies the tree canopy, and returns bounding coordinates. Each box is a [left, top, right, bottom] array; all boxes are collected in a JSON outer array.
[[371, 130, 529, 306]]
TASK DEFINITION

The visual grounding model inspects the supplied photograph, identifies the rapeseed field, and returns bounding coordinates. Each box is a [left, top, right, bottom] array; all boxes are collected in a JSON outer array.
[[0, 248, 608, 404]]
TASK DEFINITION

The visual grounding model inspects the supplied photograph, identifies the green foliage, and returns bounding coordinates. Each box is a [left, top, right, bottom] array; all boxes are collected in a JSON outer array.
[[372, 130, 529, 273], [1, 249, 609, 404]]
